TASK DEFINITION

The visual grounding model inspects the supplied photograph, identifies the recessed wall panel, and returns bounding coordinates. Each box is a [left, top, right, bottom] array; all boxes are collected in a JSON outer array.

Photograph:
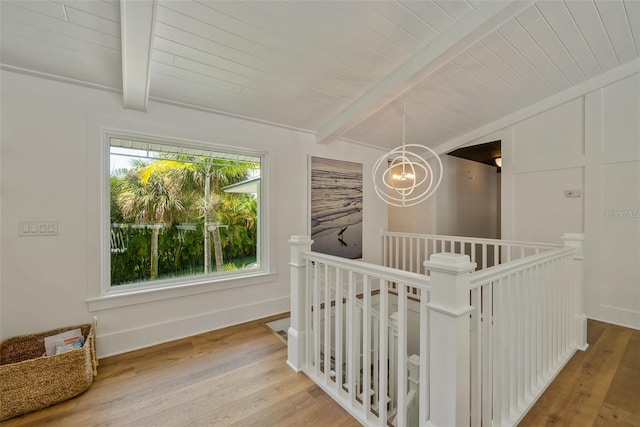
[[512, 97, 584, 164], [512, 167, 584, 244], [602, 74, 640, 152], [600, 161, 640, 313]]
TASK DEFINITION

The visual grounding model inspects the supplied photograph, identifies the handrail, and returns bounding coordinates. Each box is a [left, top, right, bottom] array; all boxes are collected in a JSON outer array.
[[469, 246, 575, 289], [382, 230, 562, 250], [302, 250, 431, 290]]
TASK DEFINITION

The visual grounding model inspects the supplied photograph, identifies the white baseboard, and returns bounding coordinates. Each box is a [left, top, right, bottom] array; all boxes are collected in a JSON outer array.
[[95, 295, 290, 358], [589, 305, 640, 330]]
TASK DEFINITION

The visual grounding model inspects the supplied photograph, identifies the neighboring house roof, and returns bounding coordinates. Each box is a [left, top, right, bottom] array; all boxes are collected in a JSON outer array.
[[222, 176, 260, 194]]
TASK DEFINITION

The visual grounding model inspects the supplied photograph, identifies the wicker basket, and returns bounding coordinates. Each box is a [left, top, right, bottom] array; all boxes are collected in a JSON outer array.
[[0, 321, 98, 421]]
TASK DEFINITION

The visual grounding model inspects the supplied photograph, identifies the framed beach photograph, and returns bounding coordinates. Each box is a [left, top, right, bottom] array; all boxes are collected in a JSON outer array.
[[309, 156, 363, 259]]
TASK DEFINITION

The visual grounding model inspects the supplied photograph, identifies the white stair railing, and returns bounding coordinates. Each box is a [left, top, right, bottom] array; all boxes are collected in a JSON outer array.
[[289, 233, 587, 427], [383, 231, 560, 274], [288, 236, 430, 426], [467, 233, 587, 425]]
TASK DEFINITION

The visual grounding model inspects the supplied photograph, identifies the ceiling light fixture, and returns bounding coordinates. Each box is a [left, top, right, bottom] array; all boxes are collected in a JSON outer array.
[[372, 98, 443, 207]]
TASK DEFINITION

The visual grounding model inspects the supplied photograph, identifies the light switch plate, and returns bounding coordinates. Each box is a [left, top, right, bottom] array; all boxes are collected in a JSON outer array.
[[19, 220, 58, 236]]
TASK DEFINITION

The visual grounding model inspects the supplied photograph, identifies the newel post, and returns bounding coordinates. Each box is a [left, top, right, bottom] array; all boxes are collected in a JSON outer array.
[[562, 233, 588, 351], [425, 253, 476, 427], [287, 235, 313, 372]]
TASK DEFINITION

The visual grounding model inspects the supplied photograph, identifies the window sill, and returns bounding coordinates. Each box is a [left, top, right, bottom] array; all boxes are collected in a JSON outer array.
[[86, 271, 277, 312]]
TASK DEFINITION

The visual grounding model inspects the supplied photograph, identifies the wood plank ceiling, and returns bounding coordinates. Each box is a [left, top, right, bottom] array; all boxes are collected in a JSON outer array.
[[1, 0, 638, 151]]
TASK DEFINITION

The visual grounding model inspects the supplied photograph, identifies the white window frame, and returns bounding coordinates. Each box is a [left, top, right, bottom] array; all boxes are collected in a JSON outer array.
[[99, 129, 270, 298]]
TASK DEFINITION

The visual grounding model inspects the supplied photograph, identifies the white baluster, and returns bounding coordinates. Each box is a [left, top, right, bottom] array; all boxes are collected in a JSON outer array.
[[416, 238, 421, 274], [403, 237, 408, 271], [410, 237, 415, 273], [313, 261, 321, 377], [324, 263, 331, 384], [372, 308, 380, 411], [378, 281, 389, 426], [523, 268, 532, 400], [347, 271, 357, 406], [516, 271, 524, 408], [470, 287, 481, 426], [335, 267, 343, 390], [407, 354, 420, 426], [501, 276, 510, 419], [363, 275, 371, 416], [507, 274, 516, 420], [383, 234, 388, 268], [396, 284, 407, 427], [481, 283, 493, 427], [419, 287, 429, 426], [389, 312, 398, 416], [471, 242, 476, 265], [482, 244, 487, 270], [493, 277, 503, 425]]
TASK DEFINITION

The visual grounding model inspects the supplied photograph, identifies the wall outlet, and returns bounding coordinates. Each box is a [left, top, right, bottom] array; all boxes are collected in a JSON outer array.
[[565, 190, 581, 198], [19, 220, 58, 236]]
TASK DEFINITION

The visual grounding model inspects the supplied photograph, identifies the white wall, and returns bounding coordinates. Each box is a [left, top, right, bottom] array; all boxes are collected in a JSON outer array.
[[497, 72, 640, 329], [387, 157, 439, 234], [436, 155, 498, 239], [505, 97, 586, 244], [388, 68, 639, 330], [388, 155, 499, 239], [0, 70, 388, 356], [584, 74, 640, 329], [388, 191, 437, 235]]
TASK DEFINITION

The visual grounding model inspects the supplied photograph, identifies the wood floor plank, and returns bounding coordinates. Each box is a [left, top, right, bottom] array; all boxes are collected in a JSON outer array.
[[2, 317, 638, 427], [594, 403, 640, 427], [597, 331, 640, 424], [139, 354, 300, 425], [520, 319, 640, 427], [192, 377, 315, 426]]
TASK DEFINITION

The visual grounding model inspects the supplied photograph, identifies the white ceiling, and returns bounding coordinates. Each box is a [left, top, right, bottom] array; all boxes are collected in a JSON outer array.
[[1, 0, 639, 151]]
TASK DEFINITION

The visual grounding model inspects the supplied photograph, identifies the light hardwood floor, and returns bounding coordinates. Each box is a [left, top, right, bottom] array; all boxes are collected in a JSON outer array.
[[2, 313, 359, 427], [521, 319, 640, 426], [2, 317, 638, 426]]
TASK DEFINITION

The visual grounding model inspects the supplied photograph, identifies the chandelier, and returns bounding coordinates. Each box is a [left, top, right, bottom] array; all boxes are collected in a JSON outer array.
[[372, 99, 444, 207]]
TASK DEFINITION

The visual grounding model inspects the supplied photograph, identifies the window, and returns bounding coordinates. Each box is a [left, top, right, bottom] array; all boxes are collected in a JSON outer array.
[[106, 133, 264, 292]]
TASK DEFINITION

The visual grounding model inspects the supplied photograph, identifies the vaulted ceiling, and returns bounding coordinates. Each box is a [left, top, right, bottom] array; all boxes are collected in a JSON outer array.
[[1, 0, 639, 151]]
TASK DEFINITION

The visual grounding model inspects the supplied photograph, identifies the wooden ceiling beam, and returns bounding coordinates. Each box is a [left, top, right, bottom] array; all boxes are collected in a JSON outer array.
[[120, 0, 155, 111], [315, 1, 535, 145]]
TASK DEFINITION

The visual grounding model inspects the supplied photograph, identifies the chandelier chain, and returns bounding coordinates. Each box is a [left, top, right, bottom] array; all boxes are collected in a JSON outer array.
[[402, 99, 406, 147]]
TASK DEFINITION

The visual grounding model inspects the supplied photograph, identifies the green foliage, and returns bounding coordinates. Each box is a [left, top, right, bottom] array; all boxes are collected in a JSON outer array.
[[109, 153, 259, 286], [217, 194, 257, 259], [110, 227, 154, 285], [110, 175, 126, 223], [221, 262, 238, 271]]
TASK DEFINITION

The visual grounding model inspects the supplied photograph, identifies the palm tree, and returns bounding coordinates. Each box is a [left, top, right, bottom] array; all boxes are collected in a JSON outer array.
[[147, 156, 256, 273], [118, 161, 186, 279]]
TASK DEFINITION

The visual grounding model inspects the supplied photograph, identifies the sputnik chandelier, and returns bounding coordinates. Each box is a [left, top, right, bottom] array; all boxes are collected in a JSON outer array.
[[372, 98, 444, 207]]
